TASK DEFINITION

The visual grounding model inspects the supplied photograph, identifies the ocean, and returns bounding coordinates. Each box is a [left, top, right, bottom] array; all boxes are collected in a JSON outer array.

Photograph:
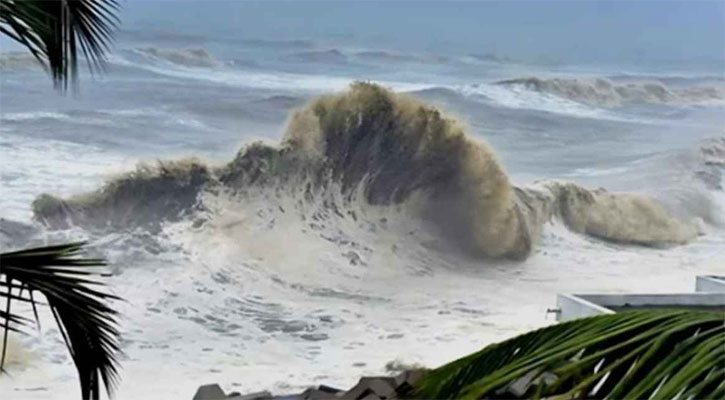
[[1, 2, 723, 398]]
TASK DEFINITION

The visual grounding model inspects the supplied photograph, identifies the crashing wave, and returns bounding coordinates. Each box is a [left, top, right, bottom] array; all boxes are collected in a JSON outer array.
[[695, 136, 725, 191], [701, 136, 725, 167], [520, 182, 698, 246], [132, 47, 220, 68], [497, 76, 724, 107], [33, 160, 211, 231], [33, 83, 701, 259]]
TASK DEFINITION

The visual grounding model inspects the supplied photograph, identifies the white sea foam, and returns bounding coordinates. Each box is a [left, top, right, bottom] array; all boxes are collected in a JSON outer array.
[[0, 133, 132, 221], [1, 111, 74, 122], [1, 76, 723, 400]]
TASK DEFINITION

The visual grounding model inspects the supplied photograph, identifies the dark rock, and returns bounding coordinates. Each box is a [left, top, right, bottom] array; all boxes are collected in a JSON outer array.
[[197, 369, 426, 400], [229, 390, 273, 400], [300, 386, 340, 400], [318, 385, 343, 394], [340, 377, 397, 400], [393, 370, 425, 396], [270, 395, 303, 400], [300, 333, 329, 341], [194, 384, 226, 400]]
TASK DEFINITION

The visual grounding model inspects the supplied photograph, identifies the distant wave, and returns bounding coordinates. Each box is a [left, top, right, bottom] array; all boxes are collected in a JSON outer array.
[[1, 46, 221, 71], [108, 51, 435, 93], [414, 84, 618, 120], [1, 111, 72, 122], [285, 49, 348, 64], [286, 48, 447, 65], [353, 50, 422, 63], [250, 95, 306, 109], [119, 30, 316, 49], [408, 87, 468, 103], [130, 47, 220, 68], [235, 38, 315, 49], [497, 76, 725, 107], [0, 108, 206, 132], [33, 84, 703, 260], [607, 73, 725, 86], [0, 110, 121, 128], [468, 53, 513, 63]]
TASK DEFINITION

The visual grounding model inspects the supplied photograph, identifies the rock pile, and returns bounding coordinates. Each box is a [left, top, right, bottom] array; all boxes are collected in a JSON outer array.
[[193, 370, 425, 400]]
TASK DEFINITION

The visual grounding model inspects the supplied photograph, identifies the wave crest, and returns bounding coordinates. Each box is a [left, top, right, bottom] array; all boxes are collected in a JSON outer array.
[[527, 182, 699, 246], [281, 83, 526, 257], [32, 83, 701, 259], [33, 160, 211, 231]]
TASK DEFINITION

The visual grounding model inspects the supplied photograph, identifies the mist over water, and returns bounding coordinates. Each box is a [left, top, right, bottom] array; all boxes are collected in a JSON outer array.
[[1, 2, 724, 399]]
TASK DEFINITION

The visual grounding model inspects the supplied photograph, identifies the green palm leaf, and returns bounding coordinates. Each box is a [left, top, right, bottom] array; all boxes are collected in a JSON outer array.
[[0, 242, 121, 400], [0, 0, 119, 90], [411, 310, 725, 400]]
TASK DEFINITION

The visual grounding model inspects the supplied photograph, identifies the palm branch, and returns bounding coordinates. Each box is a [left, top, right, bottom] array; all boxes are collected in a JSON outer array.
[[0, 0, 119, 90], [0, 242, 121, 400], [411, 309, 725, 400]]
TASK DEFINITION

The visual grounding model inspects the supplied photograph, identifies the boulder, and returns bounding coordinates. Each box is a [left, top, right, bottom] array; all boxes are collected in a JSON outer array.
[[228, 390, 273, 400], [194, 384, 227, 400], [340, 377, 397, 400]]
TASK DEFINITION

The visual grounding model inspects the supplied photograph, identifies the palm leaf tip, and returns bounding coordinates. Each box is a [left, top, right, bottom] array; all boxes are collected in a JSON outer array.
[[411, 310, 725, 400], [0, 0, 120, 91], [1, 241, 122, 399]]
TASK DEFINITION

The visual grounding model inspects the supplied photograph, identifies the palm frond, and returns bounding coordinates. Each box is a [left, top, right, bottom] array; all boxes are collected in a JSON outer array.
[[0, 242, 121, 400], [0, 0, 119, 90], [411, 310, 725, 400]]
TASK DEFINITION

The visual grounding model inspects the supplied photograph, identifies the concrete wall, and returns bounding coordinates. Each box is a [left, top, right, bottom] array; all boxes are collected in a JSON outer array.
[[578, 293, 725, 308], [556, 294, 614, 321], [557, 276, 725, 322], [557, 292, 724, 322]]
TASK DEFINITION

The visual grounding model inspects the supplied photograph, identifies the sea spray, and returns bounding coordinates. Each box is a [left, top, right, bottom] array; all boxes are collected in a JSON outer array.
[[32, 83, 702, 258]]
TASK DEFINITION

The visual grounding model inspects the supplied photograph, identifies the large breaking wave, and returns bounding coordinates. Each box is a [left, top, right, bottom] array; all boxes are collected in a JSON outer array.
[[32, 83, 705, 259]]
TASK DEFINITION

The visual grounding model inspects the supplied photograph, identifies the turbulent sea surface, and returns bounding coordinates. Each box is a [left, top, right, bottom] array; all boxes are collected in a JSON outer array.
[[1, 5, 724, 399]]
